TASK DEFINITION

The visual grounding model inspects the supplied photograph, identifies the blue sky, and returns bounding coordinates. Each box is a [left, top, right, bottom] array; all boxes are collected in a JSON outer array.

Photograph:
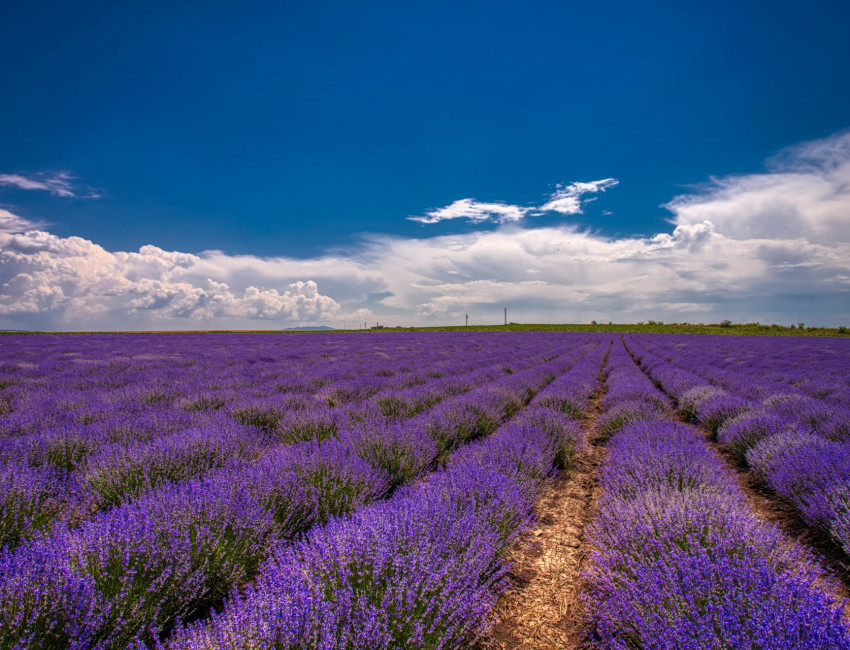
[[1, 0, 850, 329]]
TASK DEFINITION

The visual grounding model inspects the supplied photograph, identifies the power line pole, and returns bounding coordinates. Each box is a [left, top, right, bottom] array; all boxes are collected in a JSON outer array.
[[465, 314, 468, 327], [504, 307, 507, 325]]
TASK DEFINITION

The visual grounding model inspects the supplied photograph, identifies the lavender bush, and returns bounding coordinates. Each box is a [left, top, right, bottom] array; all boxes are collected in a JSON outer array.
[[583, 339, 850, 648], [624, 332, 850, 561], [0, 461, 68, 549]]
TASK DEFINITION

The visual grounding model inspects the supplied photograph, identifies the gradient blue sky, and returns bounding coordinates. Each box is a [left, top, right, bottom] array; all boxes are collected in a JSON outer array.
[[2, 1, 850, 329]]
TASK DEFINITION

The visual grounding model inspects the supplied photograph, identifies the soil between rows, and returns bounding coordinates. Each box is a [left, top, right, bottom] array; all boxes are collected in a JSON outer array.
[[478, 393, 608, 649]]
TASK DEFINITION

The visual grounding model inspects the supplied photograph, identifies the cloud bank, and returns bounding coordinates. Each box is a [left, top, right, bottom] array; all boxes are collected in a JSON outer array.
[[0, 229, 340, 329], [1, 132, 849, 329]]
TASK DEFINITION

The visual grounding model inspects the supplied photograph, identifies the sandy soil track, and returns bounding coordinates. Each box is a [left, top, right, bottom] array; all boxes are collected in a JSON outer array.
[[479, 396, 608, 649]]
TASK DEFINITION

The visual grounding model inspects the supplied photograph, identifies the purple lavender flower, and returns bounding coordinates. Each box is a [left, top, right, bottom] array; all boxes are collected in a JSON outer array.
[[586, 540, 850, 649], [168, 469, 529, 650], [595, 400, 667, 436], [0, 462, 68, 548], [717, 412, 795, 459], [677, 385, 725, 422], [0, 540, 102, 650], [81, 418, 269, 508], [829, 484, 850, 556], [273, 404, 346, 443], [246, 439, 391, 529], [752, 435, 850, 533], [338, 419, 439, 488], [694, 391, 753, 433]]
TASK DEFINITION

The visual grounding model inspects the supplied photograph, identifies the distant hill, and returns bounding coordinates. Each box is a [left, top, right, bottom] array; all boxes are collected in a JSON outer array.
[[284, 326, 337, 331]]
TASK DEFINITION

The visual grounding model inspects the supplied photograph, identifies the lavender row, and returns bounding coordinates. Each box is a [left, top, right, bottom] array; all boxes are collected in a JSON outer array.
[[74, 354, 538, 513], [583, 340, 850, 648], [104, 336, 592, 504], [0, 337, 606, 648], [162, 340, 611, 649], [626, 333, 850, 440], [0, 334, 546, 452], [0, 335, 593, 545], [624, 334, 850, 558], [628, 332, 850, 406], [0, 333, 549, 448]]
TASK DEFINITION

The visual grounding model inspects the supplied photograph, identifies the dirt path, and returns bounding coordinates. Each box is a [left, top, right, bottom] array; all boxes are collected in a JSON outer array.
[[479, 395, 608, 649]]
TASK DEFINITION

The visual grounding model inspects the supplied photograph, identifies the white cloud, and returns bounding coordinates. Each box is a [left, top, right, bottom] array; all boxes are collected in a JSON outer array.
[[0, 209, 43, 233], [0, 171, 102, 199], [667, 132, 850, 245], [1, 131, 850, 329], [767, 129, 850, 172], [0, 222, 340, 328], [540, 178, 619, 215], [409, 198, 533, 224], [410, 178, 620, 224]]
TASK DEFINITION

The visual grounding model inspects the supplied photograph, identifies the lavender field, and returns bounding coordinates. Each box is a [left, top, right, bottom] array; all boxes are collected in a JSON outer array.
[[0, 331, 849, 649]]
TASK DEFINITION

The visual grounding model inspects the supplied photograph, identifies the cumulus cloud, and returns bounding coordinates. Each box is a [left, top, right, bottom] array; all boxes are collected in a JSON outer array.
[[0, 217, 339, 329], [2, 131, 849, 329], [667, 131, 850, 245], [0, 171, 102, 199]]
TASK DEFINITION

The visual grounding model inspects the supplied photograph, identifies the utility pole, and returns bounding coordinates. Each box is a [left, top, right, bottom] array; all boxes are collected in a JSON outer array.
[[465, 314, 468, 327], [504, 307, 507, 325]]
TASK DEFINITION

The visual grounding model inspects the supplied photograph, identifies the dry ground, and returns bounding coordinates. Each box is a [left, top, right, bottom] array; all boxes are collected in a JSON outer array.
[[478, 397, 608, 650]]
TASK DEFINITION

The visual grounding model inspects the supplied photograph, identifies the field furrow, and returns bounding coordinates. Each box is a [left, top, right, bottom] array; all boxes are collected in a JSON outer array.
[[480, 342, 611, 649]]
